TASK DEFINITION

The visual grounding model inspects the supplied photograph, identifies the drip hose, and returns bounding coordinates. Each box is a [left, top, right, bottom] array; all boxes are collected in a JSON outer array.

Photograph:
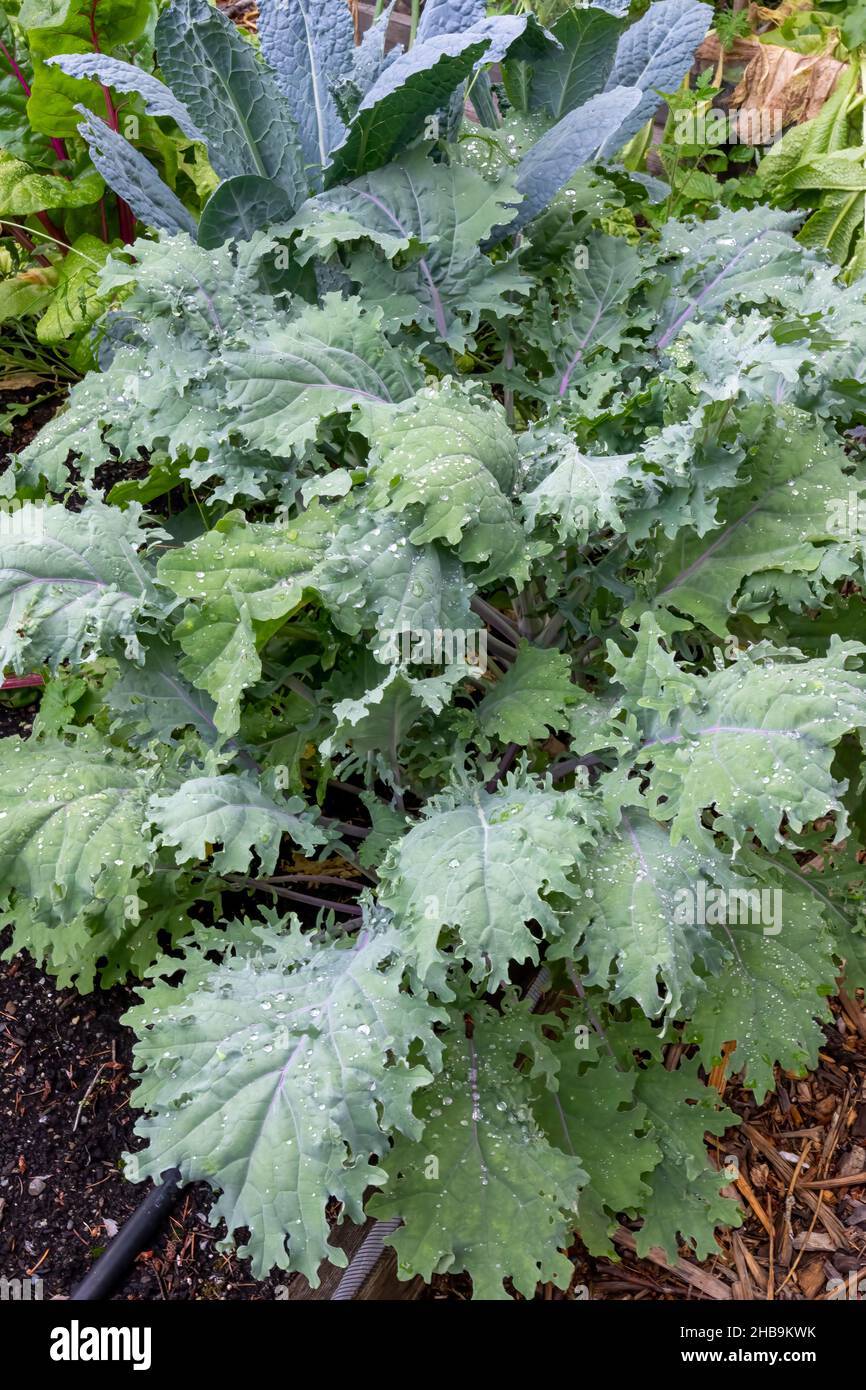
[[71, 1168, 182, 1300]]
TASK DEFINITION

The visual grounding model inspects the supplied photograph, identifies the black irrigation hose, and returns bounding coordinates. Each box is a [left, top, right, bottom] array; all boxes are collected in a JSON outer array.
[[70, 1168, 183, 1300]]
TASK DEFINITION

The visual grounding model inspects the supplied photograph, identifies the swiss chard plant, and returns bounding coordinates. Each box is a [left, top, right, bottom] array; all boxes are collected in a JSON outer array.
[[0, 0, 223, 374], [3, 0, 866, 1299]]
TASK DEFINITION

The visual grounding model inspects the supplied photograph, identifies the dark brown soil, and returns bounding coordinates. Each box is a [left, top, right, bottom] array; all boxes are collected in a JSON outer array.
[[0, 386, 62, 476]]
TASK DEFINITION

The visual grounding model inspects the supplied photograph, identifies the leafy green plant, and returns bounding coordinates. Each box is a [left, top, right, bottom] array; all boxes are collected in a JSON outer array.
[[758, 55, 866, 277], [3, 0, 866, 1300], [0, 0, 217, 372]]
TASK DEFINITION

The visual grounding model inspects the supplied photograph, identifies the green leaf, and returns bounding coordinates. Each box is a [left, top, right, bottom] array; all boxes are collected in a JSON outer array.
[[171, 591, 260, 738], [522, 5, 624, 119], [156, 0, 307, 203], [157, 508, 330, 624], [22, 0, 154, 137], [654, 206, 803, 350], [106, 637, 221, 747], [124, 915, 445, 1282], [0, 873, 208, 992], [326, 34, 490, 183], [291, 149, 527, 348], [257, 0, 354, 180], [0, 12, 44, 165], [521, 425, 639, 542], [509, 84, 643, 235], [0, 147, 103, 212], [617, 627, 866, 853], [44, 52, 205, 141], [782, 151, 866, 194], [197, 175, 297, 250], [533, 1017, 661, 1255], [683, 874, 836, 1100], [317, 504, 478, 653], [634, 1058, 741, 1261], [477, 642, 576, 745], [0, 496, 165, 675], [416, 0, 485, 39], [0, 731, 152, 931], [523, 231, 649, 396], [378, 773, 603, 990], [370, 1002, 586, 1299], [150, 773, 327, 874], [73, 107, 198, 236], [36, 232, 112, 344], [550, 810, 733, 1020], [223, 294, 422, 455], [362, 384, 527, 582], [322, 661, 464, 770], [647, 409, 860, 634], [601, 0, 713, 150], [605, 611, 699, 729]]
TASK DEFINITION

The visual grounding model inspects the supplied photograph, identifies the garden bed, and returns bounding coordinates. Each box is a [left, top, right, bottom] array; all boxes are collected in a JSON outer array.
[[4, 0, 866, 1309]]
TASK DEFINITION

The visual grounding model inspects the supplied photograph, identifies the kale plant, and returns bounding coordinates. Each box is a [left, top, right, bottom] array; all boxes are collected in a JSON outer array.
[[3, 0, 866, 1298]]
